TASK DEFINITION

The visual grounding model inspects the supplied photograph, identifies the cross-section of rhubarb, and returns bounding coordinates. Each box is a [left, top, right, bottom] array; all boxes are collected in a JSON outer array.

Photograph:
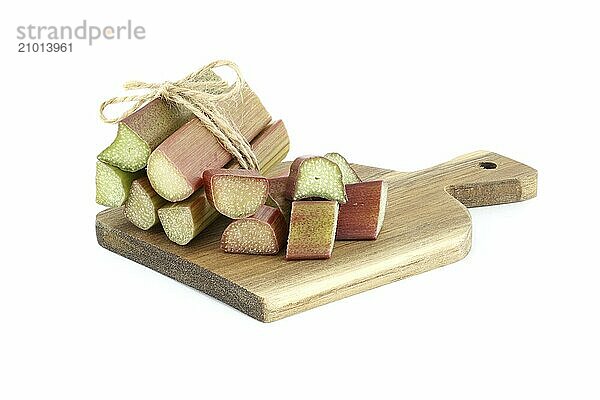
[[95, 161, 144, 207], [221, 205, 287, 255], [285, 201, 339, 260], [324, 152, 362, 185], [124, 177, 167, 230], [147, 84, 271, 201], [285, 156, 347, 203], [157, 189, 217, 245], [203, 169, 269, 219], [336, 180, 388, 240]]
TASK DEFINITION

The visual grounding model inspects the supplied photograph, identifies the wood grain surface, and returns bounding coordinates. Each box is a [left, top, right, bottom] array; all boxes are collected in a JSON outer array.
[[96, 151, 537, 322]]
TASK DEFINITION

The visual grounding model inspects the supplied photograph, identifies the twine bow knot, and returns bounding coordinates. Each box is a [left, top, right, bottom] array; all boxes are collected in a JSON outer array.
[[99, 60, 259, 170], [157, 81, 175, 98]]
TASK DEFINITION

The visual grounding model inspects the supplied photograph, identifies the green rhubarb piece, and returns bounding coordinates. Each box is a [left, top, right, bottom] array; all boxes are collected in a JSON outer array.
[[324, 152, 362, 185], [124, 177, 167, 230], [157, 190, 220, 245], [286, 156, 347, 203], [97, 123, 150, 173], [95, 161, 143, 207]]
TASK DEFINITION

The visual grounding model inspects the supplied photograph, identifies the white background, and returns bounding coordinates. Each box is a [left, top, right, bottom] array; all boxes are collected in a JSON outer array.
[[1, 1, 599, 399]]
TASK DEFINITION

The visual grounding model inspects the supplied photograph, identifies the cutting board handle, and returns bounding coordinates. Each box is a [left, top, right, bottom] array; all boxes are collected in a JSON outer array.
[[421, 151, 538, 208]]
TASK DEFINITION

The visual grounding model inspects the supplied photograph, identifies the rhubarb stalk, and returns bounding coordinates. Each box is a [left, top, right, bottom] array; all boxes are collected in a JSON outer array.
[[221, 206, 287, 255], [336, 180, 388, 240], [158, 120, 289, 245], [285, 156, 347, 203], [124, 177, 167, 230], [285, 201, 339, 260], [95, 161, 144, 207], [203, 169, 269, 219], [147, 84, 271, 201], [157, 190, 217, 245]]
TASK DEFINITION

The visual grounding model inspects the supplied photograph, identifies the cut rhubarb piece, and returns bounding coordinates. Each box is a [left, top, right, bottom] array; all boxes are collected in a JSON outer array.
[[95, 161, 143, 207], [204, 169, 269, 219], [157, 189, 218, 245], [285, 201, 339, 260], [265, 176, 292, 221], [147, 84, 271, 201], [324, 152, 362, 185], [221, 206, 287, 255], [336, 180, 388, 240], [98, 70, 221, 172], [285, 156, 347, 203], [97, 100, 193, 172], [158, 120, 290, 245], [124, 177, 167, 230]]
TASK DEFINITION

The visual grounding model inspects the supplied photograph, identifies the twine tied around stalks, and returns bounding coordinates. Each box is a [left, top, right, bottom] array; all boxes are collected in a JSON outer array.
[[99, 60, 259, 170]]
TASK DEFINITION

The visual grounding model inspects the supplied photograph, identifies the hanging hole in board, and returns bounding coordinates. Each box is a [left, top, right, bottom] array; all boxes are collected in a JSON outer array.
[[479, 162, 497, 169]]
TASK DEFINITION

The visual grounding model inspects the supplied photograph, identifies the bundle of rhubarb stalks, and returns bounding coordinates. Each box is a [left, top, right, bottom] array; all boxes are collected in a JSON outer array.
[[96, 76, 387, 260]]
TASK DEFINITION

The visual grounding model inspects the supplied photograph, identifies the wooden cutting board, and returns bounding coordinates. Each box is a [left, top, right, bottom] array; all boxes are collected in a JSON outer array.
[[96, 151, 537, 322]]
